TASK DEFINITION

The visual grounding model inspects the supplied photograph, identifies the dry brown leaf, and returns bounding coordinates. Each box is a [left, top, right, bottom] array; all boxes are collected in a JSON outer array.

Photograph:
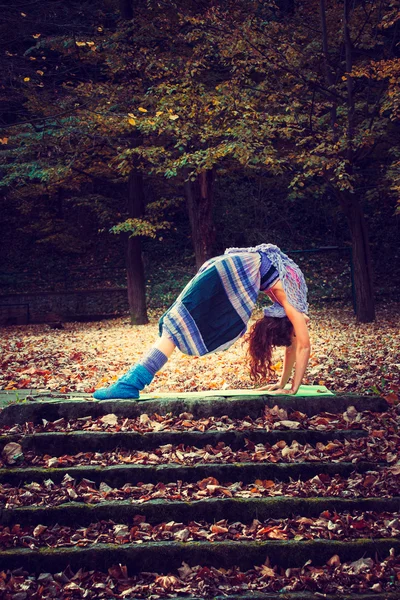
[[1, 442, 23, 465], [327, 554, 341, 567], [100, 414, 118, 426]]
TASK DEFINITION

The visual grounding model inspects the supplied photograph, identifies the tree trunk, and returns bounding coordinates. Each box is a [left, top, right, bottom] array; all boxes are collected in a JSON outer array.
[[184, 169, 216, 270], [341, 1, 375, 323], [118, 3, 147, 324], [126, 169, 148, 325], [319, 0, 337, 132], [320, 0, 375, 322], [119, 0, 133, 20], [340, 192, 375, 323], [343, 0, 355, 158]]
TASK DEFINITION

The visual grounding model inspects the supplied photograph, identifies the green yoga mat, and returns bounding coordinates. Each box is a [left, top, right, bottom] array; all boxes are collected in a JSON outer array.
[[141, 384, 334, 399]]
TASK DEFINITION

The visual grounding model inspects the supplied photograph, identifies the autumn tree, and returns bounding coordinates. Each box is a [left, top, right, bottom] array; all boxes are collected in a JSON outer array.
[[113, 0, 287, 268], [1, 0, 249, 316], [187, 0, 399, 322], [2, 0, 399, 325], [118, 0, 400, 318], [0, 0, 178, 324]]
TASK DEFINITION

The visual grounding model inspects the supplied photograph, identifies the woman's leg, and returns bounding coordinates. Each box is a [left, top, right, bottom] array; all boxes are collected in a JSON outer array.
[[93, 334, 176, 400], [154, 335, 176, 358]]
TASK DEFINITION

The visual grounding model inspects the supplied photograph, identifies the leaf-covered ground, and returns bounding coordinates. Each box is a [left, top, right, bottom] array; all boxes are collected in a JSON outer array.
[[2, 553, 400, 597], [2, 435, 396, 469], [1, 510, 400, 549], [0, 303, 399, 397], [2, 468, 400, 509], [1, 303, 400, 599], [0, 404, 394, 434], [1, 405, 399, 470]]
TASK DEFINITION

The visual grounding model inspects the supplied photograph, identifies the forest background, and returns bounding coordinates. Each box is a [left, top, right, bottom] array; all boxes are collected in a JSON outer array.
[[1, 6, 400, 594], [0, 0, 399, 328]]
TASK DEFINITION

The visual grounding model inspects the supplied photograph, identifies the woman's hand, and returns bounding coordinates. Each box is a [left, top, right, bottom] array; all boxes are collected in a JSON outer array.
[[255, 384, 297, 395], [266, 388, 297, 395], [256, 383, 282, 391]]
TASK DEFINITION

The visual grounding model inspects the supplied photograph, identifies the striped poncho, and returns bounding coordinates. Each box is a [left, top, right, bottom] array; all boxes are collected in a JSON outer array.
[[158, 252, 262, 356], [225, 244, 309, 318], [158, 245, 308, 357]]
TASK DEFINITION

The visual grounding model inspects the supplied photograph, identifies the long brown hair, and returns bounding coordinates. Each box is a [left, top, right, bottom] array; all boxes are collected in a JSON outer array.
[[247, 316, 293, 382]]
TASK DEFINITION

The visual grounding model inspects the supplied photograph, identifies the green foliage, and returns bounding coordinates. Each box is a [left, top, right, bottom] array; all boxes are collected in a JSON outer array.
[[110, 217, 171, 239], [2, 0, 399, 207], [0, 0, 399, 309], [386, 149, 400, 214], [110, 195, 184, 238]]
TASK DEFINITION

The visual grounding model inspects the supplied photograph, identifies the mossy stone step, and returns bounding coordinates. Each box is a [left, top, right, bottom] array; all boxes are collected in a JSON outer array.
[[129, 595, 399, 600], [2, 496, 400, 527], [0, 394, 389, 426], [136, 596, 399, 600], [1, 538, 399, 574], [0, 389, 394, 595], [0, 428, 368, 456], [0, 461, 382, 487]]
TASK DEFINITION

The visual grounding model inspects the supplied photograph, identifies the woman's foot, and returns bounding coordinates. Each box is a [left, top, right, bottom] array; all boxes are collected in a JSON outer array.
[[93, 364, 153, 400]]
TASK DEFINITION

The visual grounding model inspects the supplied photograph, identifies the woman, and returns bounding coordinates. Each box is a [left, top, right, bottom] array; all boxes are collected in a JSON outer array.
[[93, 243, 311, 400]]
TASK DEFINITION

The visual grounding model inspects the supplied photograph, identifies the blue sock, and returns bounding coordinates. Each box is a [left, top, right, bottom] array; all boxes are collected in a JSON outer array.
[[139, 348, 168, 376], [93, 348, 168, 400]]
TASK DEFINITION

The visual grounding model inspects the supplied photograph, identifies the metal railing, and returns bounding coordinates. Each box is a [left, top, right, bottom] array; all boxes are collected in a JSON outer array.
[[0, 303, 30, 325], [0, 247, 357, 318]]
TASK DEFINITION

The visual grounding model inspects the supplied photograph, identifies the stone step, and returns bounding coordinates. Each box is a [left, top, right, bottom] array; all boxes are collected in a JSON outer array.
[[1, 538, 399, 574], [0, 394, 388, 426], [0, 390, 395, 598], [2, 579, 397, 600], [111, 596, 400, 600], [2, 496, 400, 527], [0, 428, 368, 455], [178, 596, 399, 600], [0, 461, 381, 486]]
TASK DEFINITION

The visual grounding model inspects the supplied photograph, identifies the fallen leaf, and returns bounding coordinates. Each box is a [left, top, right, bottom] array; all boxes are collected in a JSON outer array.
[[1, 442, 23, 465]]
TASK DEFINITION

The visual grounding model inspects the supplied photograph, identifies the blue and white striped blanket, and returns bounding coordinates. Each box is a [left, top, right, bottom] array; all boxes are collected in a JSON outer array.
[[158, 252, 261, 356], [226, 244, 308, 318]]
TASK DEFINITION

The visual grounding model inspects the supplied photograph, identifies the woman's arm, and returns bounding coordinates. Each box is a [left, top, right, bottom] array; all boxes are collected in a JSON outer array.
[[279, 338, 297, 387], [257, 338, 296, 391], [266, 291, 311, 395], [258, 280, 311, 395], [277, 301, 310, 394]]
